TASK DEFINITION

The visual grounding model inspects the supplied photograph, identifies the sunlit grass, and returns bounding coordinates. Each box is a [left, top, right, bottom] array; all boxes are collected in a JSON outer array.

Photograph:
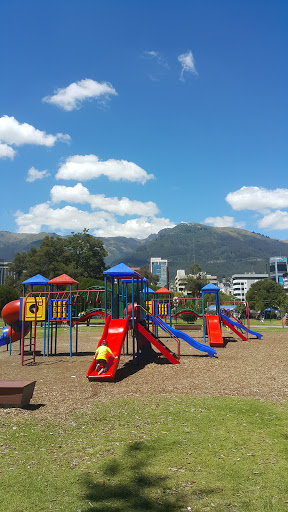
[[0, 396, 287, 511]]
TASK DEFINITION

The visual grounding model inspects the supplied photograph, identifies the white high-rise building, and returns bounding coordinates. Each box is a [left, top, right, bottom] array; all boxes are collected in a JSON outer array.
[[232, 273, 268, 301]]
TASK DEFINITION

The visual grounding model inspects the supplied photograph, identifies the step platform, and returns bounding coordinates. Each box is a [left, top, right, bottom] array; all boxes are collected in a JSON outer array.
[[0, 380, 36, 408]]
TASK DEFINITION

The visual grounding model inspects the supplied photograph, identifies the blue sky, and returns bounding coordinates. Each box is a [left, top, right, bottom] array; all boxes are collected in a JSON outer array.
[[0, 0, 287, 240]]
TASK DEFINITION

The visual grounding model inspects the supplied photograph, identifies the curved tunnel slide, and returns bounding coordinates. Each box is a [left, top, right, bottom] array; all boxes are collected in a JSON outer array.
[[0, 300, 30, 348], [87, 315, 129, 381], [149, 314, 217, 358], [221, 313, 262, 340]]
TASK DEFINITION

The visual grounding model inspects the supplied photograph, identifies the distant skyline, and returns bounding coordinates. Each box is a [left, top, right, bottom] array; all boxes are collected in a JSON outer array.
[[0, 0, 287, 240]]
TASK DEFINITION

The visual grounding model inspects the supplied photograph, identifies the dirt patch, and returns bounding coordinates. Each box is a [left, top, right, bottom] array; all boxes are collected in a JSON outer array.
[[0, 326, 287, 421]]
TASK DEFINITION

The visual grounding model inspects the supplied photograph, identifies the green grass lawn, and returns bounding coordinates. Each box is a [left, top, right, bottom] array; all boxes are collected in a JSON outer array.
[[0, 396, 287, 512]]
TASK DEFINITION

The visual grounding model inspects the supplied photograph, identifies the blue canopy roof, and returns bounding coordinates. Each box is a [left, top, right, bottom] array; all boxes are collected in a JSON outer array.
[[142, 287, 155, 294], [103, 263, 140, 278], [202, 283, 220, 293], [22, 274, 49, 286]]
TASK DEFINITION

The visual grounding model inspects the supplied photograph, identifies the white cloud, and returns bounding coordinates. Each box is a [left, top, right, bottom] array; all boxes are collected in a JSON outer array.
[[56, 155, 154, 184], [92, 216, 175, 239], [15, 202, 113, 234], [143, 50, 169, 69], [0, 116, 70, 152], [26, 167, 50, 182], [15, 202, 174, 238], [178, 50, 198, 80], [50, 183, 159, 216], [42, 78, 118, 111], [145, 51, 158, 58], [204, 216, 245, 228], [258, 210, 288, 230], [0, 142, 15, 159], [226, 186, 288, 211]]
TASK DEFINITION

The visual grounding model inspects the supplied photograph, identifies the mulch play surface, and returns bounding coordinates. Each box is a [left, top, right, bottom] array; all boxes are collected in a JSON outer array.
[[0, 326, 287, 420]]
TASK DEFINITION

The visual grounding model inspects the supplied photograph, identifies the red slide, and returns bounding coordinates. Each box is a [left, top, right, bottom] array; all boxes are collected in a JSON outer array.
[[206, 315, 224, 347], [137, 322, 179, 364], [86, 315, 129, 381]]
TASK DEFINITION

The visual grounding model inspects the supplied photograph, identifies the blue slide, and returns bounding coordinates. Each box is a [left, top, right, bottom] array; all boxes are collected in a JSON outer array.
[[221, 313, 262, 339], [148, 314, 217, 358]]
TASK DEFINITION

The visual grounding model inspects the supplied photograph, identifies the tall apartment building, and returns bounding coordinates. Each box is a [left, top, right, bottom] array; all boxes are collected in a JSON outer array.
[[150, 257, 169, 289], [269, 256, 288, 289], [232, 273, 268, 301]]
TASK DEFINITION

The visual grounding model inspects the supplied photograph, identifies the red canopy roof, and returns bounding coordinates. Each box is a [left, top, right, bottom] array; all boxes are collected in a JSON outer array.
[[155, 287, 170, 294], [48, 274, 79, 285]]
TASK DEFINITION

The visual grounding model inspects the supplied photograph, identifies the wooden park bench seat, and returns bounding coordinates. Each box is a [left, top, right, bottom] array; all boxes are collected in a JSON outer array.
[[174, 324, 201, 331], [0, 380, 36, 408]]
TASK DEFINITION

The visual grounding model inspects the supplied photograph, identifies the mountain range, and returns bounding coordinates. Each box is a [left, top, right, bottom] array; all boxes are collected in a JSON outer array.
[[1, 224, 288, 280]]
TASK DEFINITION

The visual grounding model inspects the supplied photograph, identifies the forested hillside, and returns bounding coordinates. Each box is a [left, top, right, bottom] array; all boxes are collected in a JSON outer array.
[[115, 223, 288, 279], [1, 224, 288, 280], [0, 231, 57, 261]]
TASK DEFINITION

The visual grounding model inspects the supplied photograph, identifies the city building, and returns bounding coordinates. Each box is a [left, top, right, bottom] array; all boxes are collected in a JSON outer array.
[[150, 257, 169, 289], [269, 256, 288, 289], [231, 273, 268, 301], [175, 270, 187, 294], [218, 279, 233, 296], [0, 259, 13, 285], [175, 269, 218, 294]]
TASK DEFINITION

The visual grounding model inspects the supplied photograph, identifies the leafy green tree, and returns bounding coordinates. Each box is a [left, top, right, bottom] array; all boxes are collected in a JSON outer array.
[[220, 291, 236, 303], [138, 266, 159, 288], [0, 285, 19, 312], [185, 274, 208, 297], [7, 230, 107, 291], [189, 263, 202, 275], [77, 277, 105, 290], [180, 312, 196, 324], [246, 279, 288, 316], [66, 229, 107, 279]]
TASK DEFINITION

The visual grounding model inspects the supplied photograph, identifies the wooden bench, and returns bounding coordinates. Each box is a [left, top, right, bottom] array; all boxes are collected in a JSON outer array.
[[174, 324, 201, 331], [0, 381, 36, 408]]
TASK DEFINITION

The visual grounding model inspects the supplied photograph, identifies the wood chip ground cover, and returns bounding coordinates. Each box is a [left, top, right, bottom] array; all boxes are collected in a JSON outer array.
[[0, 327, 287, 420]]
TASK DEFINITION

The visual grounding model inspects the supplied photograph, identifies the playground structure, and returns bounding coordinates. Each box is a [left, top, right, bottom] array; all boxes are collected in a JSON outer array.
[[0, 264, 262, 378], [86, 265, 262, 381], [201, 283, 262, 347], [0, 273, 106, 364]]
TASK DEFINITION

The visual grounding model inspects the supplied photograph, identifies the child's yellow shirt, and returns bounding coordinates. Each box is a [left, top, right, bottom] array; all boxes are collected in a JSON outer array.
[[95, 345, 113, 360]]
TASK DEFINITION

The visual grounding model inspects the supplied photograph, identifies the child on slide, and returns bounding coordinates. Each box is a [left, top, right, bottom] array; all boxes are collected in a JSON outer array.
[[94, 340, 117, 374]]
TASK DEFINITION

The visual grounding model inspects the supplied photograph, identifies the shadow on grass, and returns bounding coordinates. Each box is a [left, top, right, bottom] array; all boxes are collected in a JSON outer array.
[[80, 441, 184, 512], [22, 403, 46, 411]]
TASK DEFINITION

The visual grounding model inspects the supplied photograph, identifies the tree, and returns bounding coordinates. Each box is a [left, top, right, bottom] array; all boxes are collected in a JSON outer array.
[[138, 266, 159, 288], [220, 291, 236, 303], [184, 263, 208, 297], [185, 273, 208, 297], [180, 312, 196, 324], [0, 285, 18, 312], [189, 263, 202, 275], [246, 279, 288, 316], [66, 229, 107, 279], [7, 230, 107, 291]]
